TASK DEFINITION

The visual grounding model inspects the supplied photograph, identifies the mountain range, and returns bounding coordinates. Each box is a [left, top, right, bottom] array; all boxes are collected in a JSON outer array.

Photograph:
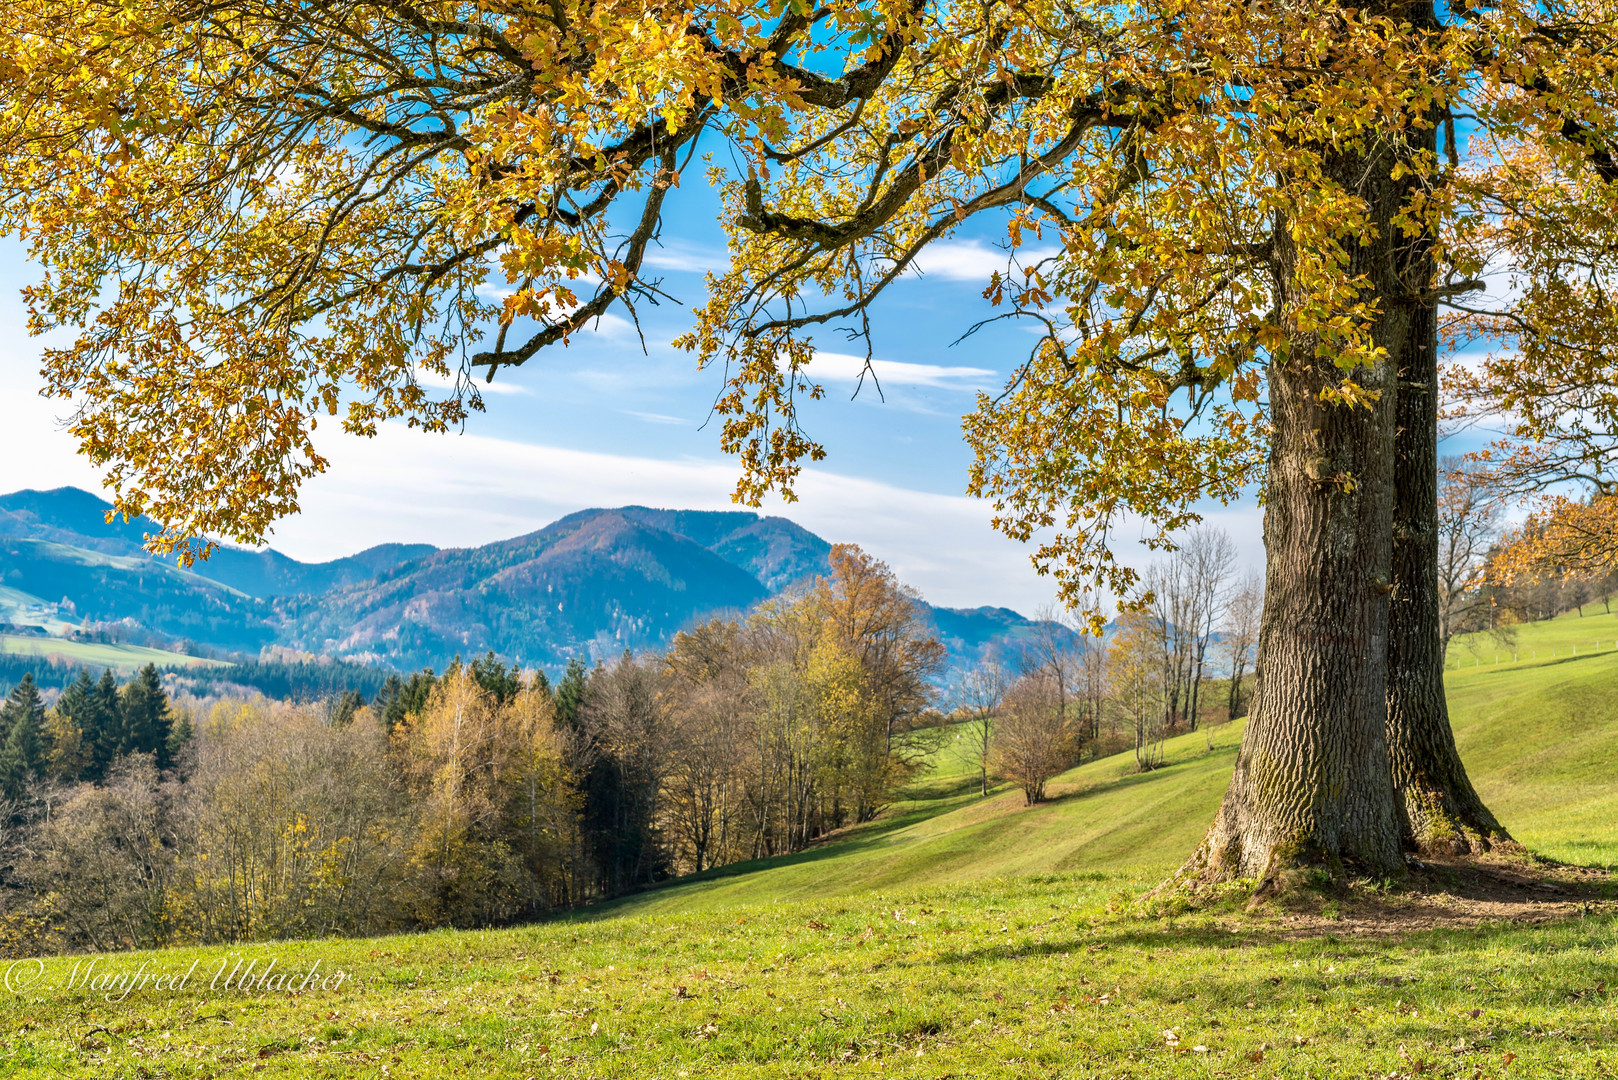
[[0, 487, 1069, 673]]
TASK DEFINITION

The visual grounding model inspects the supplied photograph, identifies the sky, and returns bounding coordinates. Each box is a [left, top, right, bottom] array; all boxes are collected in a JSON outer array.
[[0, 177, 1276, 617]]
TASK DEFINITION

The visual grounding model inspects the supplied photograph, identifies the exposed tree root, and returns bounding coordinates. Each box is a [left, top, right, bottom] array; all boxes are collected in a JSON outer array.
[[1161, 842, 1610, 931]]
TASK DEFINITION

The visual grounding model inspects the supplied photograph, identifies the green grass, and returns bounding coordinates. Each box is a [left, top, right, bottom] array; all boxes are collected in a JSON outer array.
[[0, 634, 218, 673], [2, 609, 1616, 1078], [2, 874, 1615, 1078], [1446, 608, 1618, 868], [595, 724, 1241, 918]]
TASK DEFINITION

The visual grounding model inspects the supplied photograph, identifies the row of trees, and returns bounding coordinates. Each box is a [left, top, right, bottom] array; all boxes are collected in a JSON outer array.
[[1435, 459, 1618, 652], [0, 545, 949, 954], [0, 666, 181, 800]]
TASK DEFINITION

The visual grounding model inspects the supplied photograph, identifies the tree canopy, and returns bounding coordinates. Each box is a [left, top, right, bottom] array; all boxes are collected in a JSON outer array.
[[0, 0, 1611, 591]]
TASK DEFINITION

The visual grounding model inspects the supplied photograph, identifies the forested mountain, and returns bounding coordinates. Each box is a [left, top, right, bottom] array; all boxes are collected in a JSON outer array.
[[275, 509, 779, 667], [0, 487, 1070, 672], [0, 488, 435, 599], [0, 537, 270, 651]]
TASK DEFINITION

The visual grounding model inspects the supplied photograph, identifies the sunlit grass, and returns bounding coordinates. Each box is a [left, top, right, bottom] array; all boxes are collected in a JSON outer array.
[[0, 633, 217, 672], [3, 873, 1614, 1078]]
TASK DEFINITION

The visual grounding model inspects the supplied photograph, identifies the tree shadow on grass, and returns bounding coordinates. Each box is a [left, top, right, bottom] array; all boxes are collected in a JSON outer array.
[[1035, 743, 1239, 809]]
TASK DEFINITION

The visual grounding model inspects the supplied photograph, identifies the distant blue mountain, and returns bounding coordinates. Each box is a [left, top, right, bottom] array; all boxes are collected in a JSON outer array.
[[0, 487, 1070, 673], [0, 487, 436, 599]]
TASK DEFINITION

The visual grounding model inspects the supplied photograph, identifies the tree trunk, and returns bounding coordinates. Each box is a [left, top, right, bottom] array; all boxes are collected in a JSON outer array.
[[1386, 245, 1509, 854], [1186, 150, 1408, 891]]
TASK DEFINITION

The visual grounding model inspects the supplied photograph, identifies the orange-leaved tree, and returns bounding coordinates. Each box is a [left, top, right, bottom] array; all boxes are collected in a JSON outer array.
[[6, 0, 1616, 889]]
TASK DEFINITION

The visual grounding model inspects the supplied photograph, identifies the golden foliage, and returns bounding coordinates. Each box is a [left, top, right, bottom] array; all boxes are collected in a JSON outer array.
[[3, 0, 1617, 603]]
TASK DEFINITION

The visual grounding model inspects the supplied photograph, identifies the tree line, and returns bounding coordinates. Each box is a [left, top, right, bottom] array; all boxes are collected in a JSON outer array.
[[1435, 458, 1618, 655], [0, 545, 950, 954], [0, 654, 394, 704]]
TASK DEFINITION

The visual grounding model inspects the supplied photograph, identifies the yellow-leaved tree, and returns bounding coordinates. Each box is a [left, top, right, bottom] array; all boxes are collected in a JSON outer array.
[[6, 0, 1617, 890]]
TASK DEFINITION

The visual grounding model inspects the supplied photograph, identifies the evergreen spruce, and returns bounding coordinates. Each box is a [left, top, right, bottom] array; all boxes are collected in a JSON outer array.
[[119, 664, 173, 768], [372, 673, 405, 725], [377, 669, 436, 732], [89, 669, 124, 777], [49, 669, 95, 782], [555, 658, 589, 729], [471, 651, 521, 705], [329, 689, 363, 727], [0, 674, 46, 799], [167, 707, 195, 763]]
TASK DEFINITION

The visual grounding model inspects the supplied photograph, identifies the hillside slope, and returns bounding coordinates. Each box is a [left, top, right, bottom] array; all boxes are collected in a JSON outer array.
[[597, 609, 1618, 918], [0, 538, 272, 651]]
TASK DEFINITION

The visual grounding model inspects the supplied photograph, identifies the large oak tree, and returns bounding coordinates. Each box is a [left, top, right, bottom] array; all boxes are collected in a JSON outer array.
[[4, 0, 1610, 888]]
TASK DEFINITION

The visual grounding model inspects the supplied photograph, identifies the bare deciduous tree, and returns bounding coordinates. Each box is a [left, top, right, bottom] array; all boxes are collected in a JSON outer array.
[[1145, 527, 1236, 733], [1222, 573, 1264, 723], [1438, 457, 1505, 648], [992, 673, 1077, 805], [1109, 613, 1167, 772], [954, 657, 1009, 797]]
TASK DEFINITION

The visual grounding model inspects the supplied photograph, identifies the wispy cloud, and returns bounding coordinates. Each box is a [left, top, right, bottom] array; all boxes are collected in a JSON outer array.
[[807, 351, 998, 391], [414, 366, 531, 397], [909, 239, 1061, 282], [624, 410, 688, 426], [640, 242, 729, 275]]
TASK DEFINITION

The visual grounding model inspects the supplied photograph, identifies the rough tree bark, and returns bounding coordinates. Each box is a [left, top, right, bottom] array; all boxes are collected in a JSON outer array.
[[1386, 239, 1510, 853], [1184, 146, 1414, 891]]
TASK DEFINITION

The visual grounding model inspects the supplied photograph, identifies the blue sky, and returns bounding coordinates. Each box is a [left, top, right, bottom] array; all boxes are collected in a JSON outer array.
[[0, 175, 1277, 615]]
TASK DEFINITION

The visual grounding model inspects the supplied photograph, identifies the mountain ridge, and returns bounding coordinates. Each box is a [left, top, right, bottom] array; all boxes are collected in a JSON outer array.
[[0, 486, 1072, 672], [0, 487, 437, 599]]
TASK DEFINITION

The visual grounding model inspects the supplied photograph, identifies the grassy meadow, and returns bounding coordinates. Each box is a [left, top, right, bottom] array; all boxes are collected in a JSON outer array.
[[0, 633, 217, 673], [0, 609, 1615, 1077]]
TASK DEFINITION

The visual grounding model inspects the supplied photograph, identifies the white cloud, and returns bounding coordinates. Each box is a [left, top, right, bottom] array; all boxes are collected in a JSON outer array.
[[0, 298, 1260, 617], [909, 239, 1061, 282], [640, 242, 728, 275], [624, 410, 689, 425], [0, 378, 106, 496], [807, 351, 997, 390], [413, 366, 531, 397]]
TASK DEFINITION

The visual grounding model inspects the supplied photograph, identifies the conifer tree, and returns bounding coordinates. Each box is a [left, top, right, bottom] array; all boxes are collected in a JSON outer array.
[[376, 670, 437, 733], [329, 689, 363, 727], [167, 707, 195, 764], [554, 659, 590, 731], [88, 669, 124, 778], [0, 675, 46, 800], [48, 669, 95, 782], [471, 652, 523, 706], [372, 674, 404, 726], [119, 664, 173, 769]]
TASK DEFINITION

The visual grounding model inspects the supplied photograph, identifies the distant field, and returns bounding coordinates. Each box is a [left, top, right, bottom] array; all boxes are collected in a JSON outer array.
[[0, 634, 218, 672]]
